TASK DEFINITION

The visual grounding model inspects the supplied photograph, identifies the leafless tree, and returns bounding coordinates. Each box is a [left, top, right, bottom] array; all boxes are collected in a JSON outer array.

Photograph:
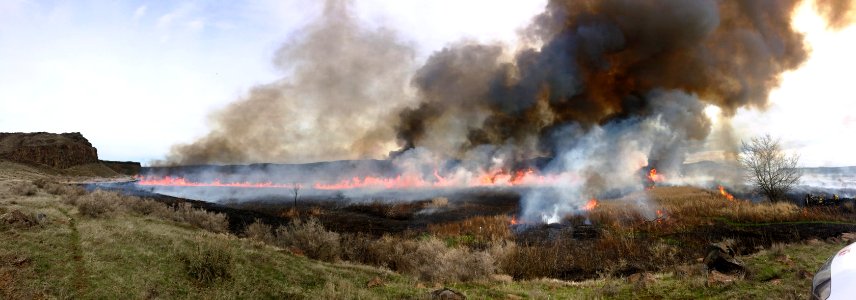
[[739, 134, 801, 202], [292, 183, 301, 210]]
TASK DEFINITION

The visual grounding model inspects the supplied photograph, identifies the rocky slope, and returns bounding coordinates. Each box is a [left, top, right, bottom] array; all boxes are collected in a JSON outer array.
[[0, 132, 99, 169]]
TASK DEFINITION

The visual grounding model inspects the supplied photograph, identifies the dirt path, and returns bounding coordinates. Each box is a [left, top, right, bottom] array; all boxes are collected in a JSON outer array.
[[58, 208, 87, 296]]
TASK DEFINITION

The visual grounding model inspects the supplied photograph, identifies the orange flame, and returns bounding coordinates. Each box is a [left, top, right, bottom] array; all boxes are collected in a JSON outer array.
[[648, 168, 664, 182], [583, 198, 599, 211], [134, 176, 297, 188], [655, 209, 666, 224], [510, 216, 519, 225], [718, 185, 735, 202], [135, 168, 565, 191]]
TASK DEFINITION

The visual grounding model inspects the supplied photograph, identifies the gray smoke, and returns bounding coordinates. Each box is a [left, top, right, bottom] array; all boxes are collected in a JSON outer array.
[[161, 0, 415, 165]]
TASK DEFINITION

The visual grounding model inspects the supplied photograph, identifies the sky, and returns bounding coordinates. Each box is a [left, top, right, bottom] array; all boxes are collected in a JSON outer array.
[[0, 0, 854, 167]]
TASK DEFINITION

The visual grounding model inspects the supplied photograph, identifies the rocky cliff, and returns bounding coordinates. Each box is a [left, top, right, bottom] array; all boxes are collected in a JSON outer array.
[[0, 132, 100, 169]]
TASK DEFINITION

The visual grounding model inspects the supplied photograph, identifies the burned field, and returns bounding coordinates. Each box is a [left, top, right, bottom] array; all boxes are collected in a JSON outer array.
[[95, 179, 856, 282]]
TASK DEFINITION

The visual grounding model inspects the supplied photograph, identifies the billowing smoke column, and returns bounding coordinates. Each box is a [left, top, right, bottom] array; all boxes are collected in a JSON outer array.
[[397, 0, 812, 158], [395, 0, 824, 221], [161, 0, 416, 165], [160, 0, 855, 222]]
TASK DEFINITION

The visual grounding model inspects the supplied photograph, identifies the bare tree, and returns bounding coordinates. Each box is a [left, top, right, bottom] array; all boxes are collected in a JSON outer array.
[[292, 183, 301, 210], [739, 134, 801, 202]]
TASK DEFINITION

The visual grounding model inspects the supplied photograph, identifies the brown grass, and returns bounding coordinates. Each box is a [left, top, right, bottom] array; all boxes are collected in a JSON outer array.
[[9, 181, 37, 196], [498, 230, 681, 280], [428, 215, 512, 247], [41, 181, 85, 198], [62, 188, 229, 233], [346, 235, 496, 282], [242, 217, 498, 283], [648, 186, 840, 225], [580, 187, 845, 235]]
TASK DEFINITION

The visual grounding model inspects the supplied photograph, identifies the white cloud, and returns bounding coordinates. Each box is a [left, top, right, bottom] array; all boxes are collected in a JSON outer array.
[[187, 18, 205, 31], [133, 4, 147, 21]]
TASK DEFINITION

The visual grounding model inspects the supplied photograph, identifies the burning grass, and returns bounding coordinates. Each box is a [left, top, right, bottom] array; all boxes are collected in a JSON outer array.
[[214, 185, 856, 282], [647, 186, 847, 226]]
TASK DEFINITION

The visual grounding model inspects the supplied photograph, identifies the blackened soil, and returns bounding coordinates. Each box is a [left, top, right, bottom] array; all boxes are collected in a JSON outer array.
[[225, 190, 521, 235]]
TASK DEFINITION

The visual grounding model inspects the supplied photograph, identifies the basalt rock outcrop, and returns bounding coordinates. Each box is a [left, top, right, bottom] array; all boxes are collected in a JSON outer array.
[[0, 132, 100, 169]]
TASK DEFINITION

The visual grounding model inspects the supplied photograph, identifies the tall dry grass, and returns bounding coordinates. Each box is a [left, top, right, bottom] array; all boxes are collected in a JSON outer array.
[[346, 235, 496, 282], [243, 217, 499, 283], [58, 187, 229, 233], [10, 181, 37, 196], [428, 215, 513, 248]]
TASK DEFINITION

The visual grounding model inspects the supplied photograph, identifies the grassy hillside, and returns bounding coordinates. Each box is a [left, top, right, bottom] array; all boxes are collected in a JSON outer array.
[[0, 175, 421, 298], [0, 160, 850, 299]]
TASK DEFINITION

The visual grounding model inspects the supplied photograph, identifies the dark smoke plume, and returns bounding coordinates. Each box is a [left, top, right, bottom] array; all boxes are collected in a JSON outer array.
[[161, 0, 415, 165], [396, 0, 819, 162]]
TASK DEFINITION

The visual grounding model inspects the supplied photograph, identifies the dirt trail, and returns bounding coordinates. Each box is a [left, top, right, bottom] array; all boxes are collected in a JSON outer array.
[[58, 208, 87, 296]]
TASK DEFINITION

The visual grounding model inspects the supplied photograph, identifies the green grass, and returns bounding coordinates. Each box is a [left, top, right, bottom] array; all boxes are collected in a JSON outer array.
[[0, 182, 423, 299]]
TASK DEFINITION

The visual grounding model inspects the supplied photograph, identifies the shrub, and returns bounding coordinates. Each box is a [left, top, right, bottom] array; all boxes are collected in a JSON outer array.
[[175, 203, 230, 234], [31, 178, 50, 188], [10, 181, 37, 196], [392, 236, 495, 282], [44, 182, 86, 198], [275, 218, 340, 262], [127, 198, 173, 218], [342, 235, 495, 282], [340, 233, 376, 263], [177, 239, 234, 284], [244, 219, 275, 243], [49, 184, 87, 206], [76, 190, 123, 218]]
